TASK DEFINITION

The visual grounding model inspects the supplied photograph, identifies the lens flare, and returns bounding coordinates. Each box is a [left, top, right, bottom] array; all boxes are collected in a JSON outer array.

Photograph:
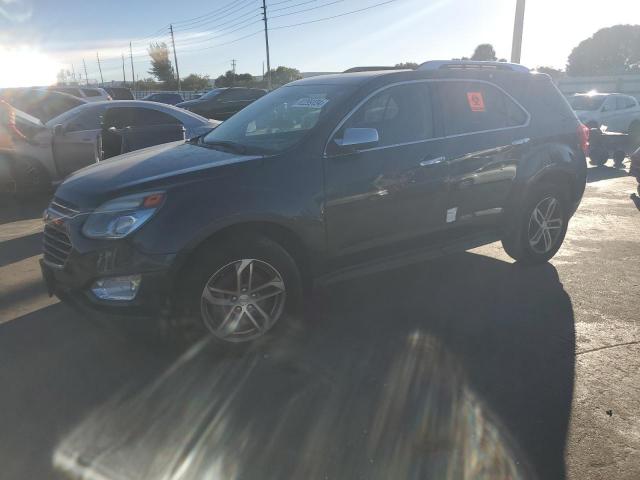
[[0, 46, 61, 88]]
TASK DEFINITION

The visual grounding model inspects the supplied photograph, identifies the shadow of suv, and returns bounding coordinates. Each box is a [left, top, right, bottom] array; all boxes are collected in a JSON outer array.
[[41, 60, 588, 344]]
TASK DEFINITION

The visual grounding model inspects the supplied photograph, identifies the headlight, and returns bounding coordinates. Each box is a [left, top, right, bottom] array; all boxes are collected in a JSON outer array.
[[82, 191, 165, 239]]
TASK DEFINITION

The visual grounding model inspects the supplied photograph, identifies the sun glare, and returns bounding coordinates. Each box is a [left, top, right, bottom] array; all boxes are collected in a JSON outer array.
[[0, 47, 61, 88]]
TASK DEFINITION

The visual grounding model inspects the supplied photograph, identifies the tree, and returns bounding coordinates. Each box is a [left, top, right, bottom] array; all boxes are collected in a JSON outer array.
[[535, 66, 564, 81], [567, 25, 640, 76], [264, 66, 302, 87], [395, 62, 418, 69], [182, 73, 210, 91], [214, 70, 254, 87], [148, 42, 175, 87], [471, 44, 497, 61]]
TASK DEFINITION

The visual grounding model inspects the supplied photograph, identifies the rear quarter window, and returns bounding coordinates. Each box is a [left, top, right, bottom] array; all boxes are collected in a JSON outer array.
[[436, 81, 528, 136]]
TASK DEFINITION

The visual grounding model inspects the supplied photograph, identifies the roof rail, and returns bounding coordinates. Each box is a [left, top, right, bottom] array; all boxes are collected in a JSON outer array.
[[418, 60, 530, 74], [343, 66, 406, 73]]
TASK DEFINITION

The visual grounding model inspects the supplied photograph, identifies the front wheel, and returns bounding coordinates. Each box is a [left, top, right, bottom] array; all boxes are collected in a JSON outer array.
[[183, 236, 303, 343], [502, 185, 569, 265]]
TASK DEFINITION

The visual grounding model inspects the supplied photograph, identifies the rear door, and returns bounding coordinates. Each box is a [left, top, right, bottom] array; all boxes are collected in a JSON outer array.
[[324, 81, 449, 257], [433, 80, 530, 230], [52, 105, 104, 177]]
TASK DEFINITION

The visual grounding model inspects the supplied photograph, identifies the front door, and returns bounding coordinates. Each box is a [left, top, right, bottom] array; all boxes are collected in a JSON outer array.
[[52, 104, 105, 177], [324, 82, 449, 258]]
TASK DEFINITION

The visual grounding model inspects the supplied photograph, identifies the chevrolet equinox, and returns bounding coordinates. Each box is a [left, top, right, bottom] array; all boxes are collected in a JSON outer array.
[[41, 61, 589, 343]]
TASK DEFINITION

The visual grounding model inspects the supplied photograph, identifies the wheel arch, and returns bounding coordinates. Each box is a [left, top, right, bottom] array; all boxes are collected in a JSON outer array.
[[174, 220, 314, 294]]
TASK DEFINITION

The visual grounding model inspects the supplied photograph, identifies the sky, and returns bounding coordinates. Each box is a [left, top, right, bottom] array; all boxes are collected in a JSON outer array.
[[0, 0, 638, 87]]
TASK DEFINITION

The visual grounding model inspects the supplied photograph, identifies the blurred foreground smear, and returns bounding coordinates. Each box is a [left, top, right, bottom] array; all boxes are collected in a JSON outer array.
[[54, 326, 527, 480]]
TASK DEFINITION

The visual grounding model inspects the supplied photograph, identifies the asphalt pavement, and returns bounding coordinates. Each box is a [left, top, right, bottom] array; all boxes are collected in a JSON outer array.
[[0, 163, 638, 480]]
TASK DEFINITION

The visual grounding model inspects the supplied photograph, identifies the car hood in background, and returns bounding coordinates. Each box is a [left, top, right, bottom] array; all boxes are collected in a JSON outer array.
[[56, 140, 261, 207]]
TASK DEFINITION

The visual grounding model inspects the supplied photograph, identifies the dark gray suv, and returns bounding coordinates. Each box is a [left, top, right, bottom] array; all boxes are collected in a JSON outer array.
[[41, 61, 588, 343]]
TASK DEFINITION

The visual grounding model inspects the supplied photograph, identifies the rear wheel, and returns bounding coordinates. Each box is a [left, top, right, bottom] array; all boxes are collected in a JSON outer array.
[[613, 150, 626, 167], [502, 184, 569, 265], [589, 147, 608, 166], [183, 236, 303, 343]]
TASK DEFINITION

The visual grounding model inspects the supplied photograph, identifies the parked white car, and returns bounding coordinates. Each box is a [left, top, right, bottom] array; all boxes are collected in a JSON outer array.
[[568, 93, 640, 139], [49, 86, 112, 102]]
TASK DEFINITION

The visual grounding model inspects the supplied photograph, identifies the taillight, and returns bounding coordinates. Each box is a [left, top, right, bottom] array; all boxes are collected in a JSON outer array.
[[578, 123, 589, 155]]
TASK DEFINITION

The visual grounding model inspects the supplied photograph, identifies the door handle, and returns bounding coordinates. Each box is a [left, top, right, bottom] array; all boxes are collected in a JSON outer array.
[[511, 138, 530, 146], [419, 156, 446, 167]]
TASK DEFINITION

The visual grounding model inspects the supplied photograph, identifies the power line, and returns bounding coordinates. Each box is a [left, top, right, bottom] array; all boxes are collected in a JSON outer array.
[[172, 19, 262, 48], [172, 0, 256, 29], [172, 0, 247, 25], [270, 0, 399, 30], [270, 0, 318, 13], [270, 0, 345, 20], [173, 7, 259, 33]]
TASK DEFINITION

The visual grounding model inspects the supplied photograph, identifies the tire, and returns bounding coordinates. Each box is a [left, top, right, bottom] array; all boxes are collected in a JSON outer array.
[[613, 150, 626, 167], [589, 147, 608, 166], [501, 184, 569, 265], [180, 235, 303, 344], [9, 155, 51, 195]]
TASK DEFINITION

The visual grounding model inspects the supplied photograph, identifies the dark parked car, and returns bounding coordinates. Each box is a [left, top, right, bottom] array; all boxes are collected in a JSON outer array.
[[0, 88, 86, 122], [141, 92, 184, 105], [41, 61, 587, 344], [101, 87, 135, 100], [176, 87, 267, 120]]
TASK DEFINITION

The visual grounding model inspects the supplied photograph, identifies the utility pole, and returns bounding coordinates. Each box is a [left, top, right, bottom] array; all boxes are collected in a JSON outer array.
[[261, 0, 272, 91], [82, 58, 89, 85], [231, 59, 236, 86], [169, 24, 181, 92], [121, 53, 127, 85], [511, 0, 526, 63], [129, 42, 136, 92], [96, 52, 104, 85]]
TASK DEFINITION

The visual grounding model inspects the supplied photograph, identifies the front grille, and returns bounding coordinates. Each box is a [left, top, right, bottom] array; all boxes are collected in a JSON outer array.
[[43, 225, 72, 267]]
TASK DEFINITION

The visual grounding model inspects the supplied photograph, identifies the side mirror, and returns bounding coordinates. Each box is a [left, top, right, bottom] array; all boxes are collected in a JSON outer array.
[[334, 128, 379, 151], [53, 124, 65, 137]]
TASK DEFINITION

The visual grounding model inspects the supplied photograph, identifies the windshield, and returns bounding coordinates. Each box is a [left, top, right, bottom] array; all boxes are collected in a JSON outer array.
[[202, 84, 354, 154], [568, 95, 607, 111], [201, 89, 224, 99]]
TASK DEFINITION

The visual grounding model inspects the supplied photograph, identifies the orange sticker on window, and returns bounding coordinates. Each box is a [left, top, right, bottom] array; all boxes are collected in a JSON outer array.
[[467, 92, 485, 112]]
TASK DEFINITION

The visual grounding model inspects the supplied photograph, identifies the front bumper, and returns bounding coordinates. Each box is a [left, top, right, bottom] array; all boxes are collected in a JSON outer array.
[[40, 241, 178, 318]]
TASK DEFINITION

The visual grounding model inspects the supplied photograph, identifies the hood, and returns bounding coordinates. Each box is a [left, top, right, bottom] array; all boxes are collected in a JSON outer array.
[[56, 140, 261, 207]]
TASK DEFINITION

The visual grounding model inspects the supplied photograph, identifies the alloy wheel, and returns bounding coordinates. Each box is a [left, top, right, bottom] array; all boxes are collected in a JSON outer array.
[[200, 259, 286, 342], [527, 196, 564, 254]]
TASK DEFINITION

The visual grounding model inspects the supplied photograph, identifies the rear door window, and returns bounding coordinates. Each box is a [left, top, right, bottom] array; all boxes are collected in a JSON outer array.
[[436, 81, 528, 136], [220, 89, 256, 102], [133, 108, 181, 126], [337, 83, 434, 147], [616, 96, 637, 110], [81, 89, 102, 97]]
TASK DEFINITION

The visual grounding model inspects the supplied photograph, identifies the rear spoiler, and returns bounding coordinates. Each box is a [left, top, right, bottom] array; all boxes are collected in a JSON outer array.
[[418, 60, 530, 74]]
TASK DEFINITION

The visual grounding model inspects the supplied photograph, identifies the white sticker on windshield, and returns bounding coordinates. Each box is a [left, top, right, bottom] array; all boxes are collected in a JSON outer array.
[[293, 96, 329, 109]]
